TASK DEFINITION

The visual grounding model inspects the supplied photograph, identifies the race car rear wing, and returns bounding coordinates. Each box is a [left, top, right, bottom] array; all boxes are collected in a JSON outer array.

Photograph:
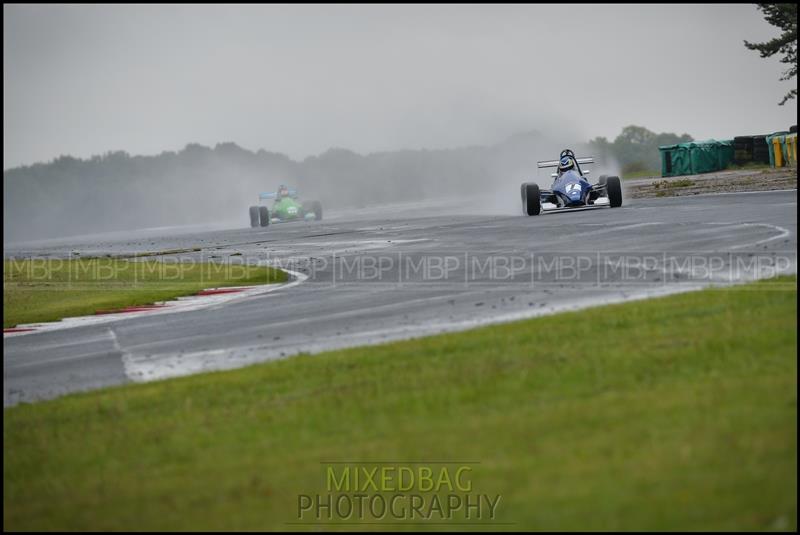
[[538, 157, 594, 168]]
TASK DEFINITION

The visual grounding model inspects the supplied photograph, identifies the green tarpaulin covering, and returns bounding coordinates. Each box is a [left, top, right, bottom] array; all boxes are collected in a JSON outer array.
[[659, 139, 734, 177]]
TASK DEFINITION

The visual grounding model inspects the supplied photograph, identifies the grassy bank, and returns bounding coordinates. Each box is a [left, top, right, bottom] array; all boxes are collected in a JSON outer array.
[[4, 277, 796, 530], [3, 258, 287, 328]]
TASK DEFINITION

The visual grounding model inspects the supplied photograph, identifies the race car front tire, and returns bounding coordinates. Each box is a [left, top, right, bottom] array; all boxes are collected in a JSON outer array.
[[308, 201, 323, 221], [249, 206, 260, 228], [522, 183, 541, 216], [259, 206, 270, 227], [604, 176, 623, 207]]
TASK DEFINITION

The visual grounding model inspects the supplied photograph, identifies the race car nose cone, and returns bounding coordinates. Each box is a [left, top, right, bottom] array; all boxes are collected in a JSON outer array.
[[566, 182, 582, 198]]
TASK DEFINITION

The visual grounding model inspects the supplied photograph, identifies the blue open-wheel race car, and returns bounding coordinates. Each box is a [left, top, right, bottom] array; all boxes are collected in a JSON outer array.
[[520, 149, 622, 216]]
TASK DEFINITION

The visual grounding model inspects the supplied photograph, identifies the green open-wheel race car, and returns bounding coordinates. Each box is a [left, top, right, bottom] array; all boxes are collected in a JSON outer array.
[[248, 185, 323, 228]]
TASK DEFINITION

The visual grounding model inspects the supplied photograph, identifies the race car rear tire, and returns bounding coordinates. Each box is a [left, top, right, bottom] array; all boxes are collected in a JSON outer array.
[[249, 206, 260, 228], [308, 201, 323, 221], [605, 176, 623, 207], [522, 183, 541, 216], [259, 206, 270, 227]]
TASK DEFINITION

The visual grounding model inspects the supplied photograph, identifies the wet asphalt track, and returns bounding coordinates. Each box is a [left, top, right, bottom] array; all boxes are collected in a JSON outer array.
[[4, 190, 797, 405]]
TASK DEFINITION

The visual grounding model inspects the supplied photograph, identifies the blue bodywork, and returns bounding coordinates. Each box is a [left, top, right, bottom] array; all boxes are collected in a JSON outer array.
[[551, 169, 594, 206]]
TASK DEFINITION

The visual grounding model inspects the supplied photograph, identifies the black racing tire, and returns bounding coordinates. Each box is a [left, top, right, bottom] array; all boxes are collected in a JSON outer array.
[[308, 200, 323, 221], [594, 175, 609, 204], [259, 206, 270, 227], [522, 183, 541, 216], [249, 206, 260, 228], [605, 176, 623, 207]]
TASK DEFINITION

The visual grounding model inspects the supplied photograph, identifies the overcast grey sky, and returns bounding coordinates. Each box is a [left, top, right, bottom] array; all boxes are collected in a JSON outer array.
[[3, 4, 797, 169]]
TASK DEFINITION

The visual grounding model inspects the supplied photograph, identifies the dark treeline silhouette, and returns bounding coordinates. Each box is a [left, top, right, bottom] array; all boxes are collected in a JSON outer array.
[[589, 125, 693, 175], [4, 126, 688, 242], [2, 132, 566, 242]]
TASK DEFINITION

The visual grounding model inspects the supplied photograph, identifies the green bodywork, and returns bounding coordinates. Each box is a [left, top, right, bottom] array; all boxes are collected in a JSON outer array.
[[270, 196, 312, 222], [251, 189, 322, 226]]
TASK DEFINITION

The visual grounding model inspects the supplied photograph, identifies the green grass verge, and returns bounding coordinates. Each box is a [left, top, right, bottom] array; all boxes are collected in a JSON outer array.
[[4, 277, 797, 530], [3, 258, 287, 328]]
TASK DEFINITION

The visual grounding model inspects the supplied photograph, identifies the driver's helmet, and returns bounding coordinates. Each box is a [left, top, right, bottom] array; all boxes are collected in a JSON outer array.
[[277, 185, 289, 199], [558, 156, 575, 173]]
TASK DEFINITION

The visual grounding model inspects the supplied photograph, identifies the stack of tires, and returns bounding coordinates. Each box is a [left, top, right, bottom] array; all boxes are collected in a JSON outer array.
[[733, 136, 754, 165], [751, 135, 771, 164]]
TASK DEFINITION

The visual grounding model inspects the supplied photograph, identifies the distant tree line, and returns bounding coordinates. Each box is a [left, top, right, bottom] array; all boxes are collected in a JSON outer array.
[[589, 125, 693, 175], [4, 126, 690, 242]]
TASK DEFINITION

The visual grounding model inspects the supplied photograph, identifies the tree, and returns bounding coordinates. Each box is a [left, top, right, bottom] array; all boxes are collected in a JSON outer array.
[[589, 126, 693, 174], [744, 3, 798, 105]]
